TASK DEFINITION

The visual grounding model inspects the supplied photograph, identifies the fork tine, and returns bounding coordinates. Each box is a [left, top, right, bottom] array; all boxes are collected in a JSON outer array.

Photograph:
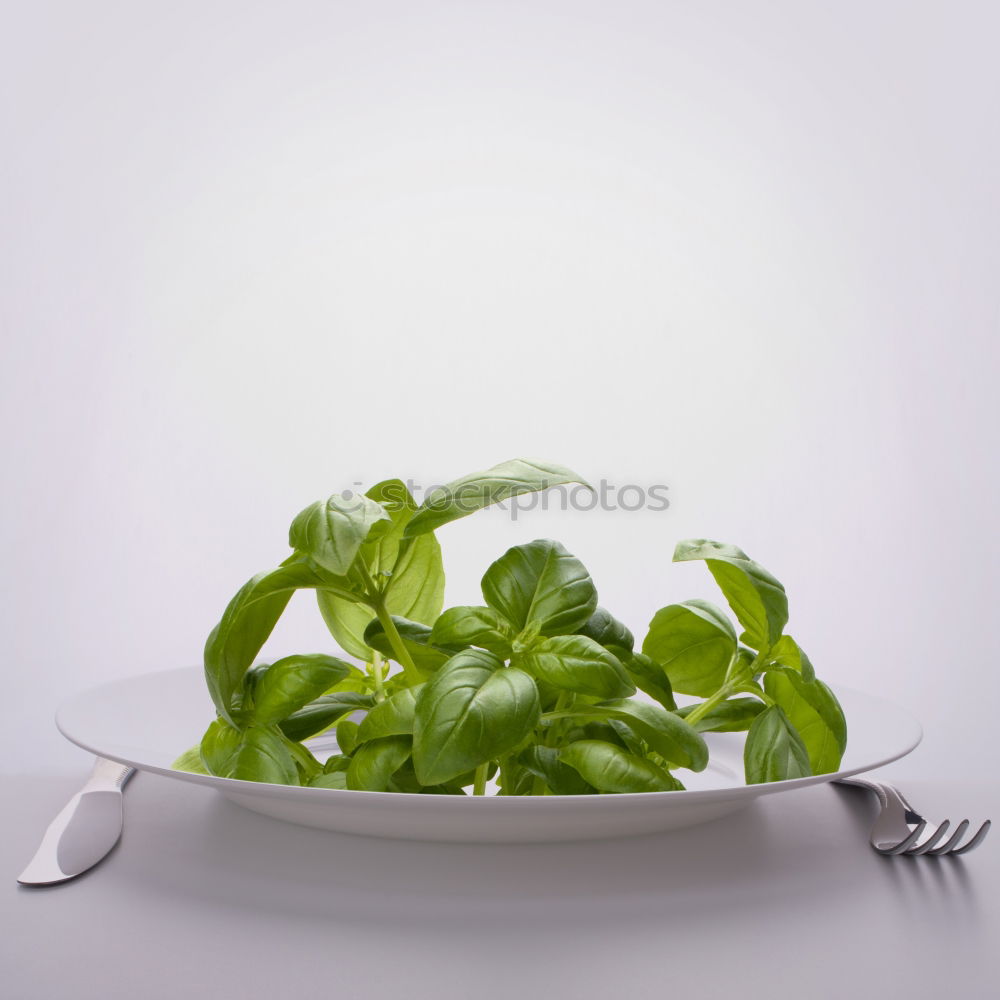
[[926, 819, 969, 856], [877, 819, 927, 855], [906, 820, 951, 856], [950, 820, 991, 856]]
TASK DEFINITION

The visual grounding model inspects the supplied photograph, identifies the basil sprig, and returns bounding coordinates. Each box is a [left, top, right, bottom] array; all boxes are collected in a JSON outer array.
[[178, 460, 846, 792], [648, 539, 847, 782]]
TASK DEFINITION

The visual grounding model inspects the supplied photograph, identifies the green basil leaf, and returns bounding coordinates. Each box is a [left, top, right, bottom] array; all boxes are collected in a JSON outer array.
[[577, 607, 634, 651], [232, 726, 300, 785], [289, 491, 391, 577], [328, 664, 373, 693], [363, 615, 462, 673], [317, 480, 444, 659], [204, 557, 326, 722], [505, 763, 537, 796], [203, 555, 361, 722], [729, 647, 761, 687], [281, 735, 322, 782], [585, 699, 708, 771], [481, 539, 598, 637], [277, 690, 373, 742], [347, 736, 412, 791], [496, 761, 533, 796], [404, 458, 591, 537], [335, 718, 361, 755], [380, 539, 444, 629], [384, 757, 422, 793], [323, 754, 351, 774], [763, 668, 846, 774], [356, 479, 418, 577], [238, 663, 269, 708], [413, 649, 541, 785], [673, 539, 788, 651], [315, 595, 378, 662], [518, 635, 635, 699], [199, 718, 244, 776], [641, 599, 737, 697], [572, 719, 630, 750], [646, 757, 686, 789], [310, 770, 349, 789], [605, 718, 650, 756], [441, 762, 499, 791], [381, 670, 417, 697], [251, 654, 353, 724], [519, 745, 594, 795], [559, 740, 682, 793], [430, 606, 513, 657], [743, 705, 811, 784], [607, 646, 676, 710], [171, 745, 211, 775], [383, 531, 444, 620], [356, 685, 424, 743], [677, 696, 766, 733], [765, 635, 816, 682], [380, 757, 469, 794]]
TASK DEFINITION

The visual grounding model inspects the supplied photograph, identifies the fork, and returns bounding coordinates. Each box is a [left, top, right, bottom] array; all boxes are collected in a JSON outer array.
[[835, 776, 991, 856]]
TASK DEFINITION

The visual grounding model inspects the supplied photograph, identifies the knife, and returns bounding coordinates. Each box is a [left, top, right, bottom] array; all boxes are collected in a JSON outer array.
[[17, 757, 136, 886]]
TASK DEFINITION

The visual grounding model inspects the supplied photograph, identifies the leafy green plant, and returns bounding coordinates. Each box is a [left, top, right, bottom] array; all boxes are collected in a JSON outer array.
[[644, 540, 846, 783], [176, 460, 846, 794]]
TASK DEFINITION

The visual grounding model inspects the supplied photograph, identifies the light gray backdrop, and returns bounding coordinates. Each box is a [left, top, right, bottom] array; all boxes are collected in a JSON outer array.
[[2, 0, 997, 792]]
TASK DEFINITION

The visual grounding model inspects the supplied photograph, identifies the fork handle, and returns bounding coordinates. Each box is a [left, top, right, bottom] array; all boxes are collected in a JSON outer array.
[[834, 777, 917, 818], [834, 775, 888, 803]]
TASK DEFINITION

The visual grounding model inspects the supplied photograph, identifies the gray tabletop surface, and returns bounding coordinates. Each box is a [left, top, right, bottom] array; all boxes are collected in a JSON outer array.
[[3, 765, 996, 1000]]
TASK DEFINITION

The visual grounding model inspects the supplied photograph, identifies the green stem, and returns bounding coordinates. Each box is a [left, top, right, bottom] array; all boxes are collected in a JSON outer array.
[[530, 692, 573, 795], [473, 762, 489, 796], [685, 646, 774, 728], [498, 756, 513, 796], [355, 560, 383, 598], [316, 584, 369, 604], [544, 692, 570, 746], [371, 650, 386, 703], [372, 602, 421, 683], [355, 562, 421, 684], [683, 684, 737, 727], [747, 648, 770, 676], [684, 680, 773, 727]]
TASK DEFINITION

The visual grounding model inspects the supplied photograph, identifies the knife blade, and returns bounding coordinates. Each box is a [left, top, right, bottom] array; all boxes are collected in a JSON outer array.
[[18, 757, 136, 886]]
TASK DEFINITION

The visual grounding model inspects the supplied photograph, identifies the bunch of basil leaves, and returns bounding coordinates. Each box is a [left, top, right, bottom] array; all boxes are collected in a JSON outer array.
[[174, 459, 846, 793]]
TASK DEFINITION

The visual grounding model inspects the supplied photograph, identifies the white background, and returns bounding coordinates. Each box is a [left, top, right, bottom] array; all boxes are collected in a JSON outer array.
[[2, 0, 998, 786]]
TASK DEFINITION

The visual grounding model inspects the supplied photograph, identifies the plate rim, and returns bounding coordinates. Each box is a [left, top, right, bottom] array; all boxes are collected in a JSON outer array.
[[55, 667, 923, 806]]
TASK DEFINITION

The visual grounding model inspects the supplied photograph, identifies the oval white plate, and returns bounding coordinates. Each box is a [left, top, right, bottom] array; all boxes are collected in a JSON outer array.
[[56, 667, 921, 843]]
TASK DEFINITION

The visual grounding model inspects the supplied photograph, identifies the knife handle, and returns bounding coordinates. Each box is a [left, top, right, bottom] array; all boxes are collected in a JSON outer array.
[[87, 758, 136, 791]]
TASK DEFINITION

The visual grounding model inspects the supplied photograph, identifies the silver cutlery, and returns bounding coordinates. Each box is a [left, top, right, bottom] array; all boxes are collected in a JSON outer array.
[[17, 757, 136, 886], [835, 775, 990, 856]]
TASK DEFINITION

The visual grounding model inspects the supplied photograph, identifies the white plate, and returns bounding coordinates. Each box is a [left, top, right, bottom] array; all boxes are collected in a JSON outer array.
[[56, 667, 921, 843]]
